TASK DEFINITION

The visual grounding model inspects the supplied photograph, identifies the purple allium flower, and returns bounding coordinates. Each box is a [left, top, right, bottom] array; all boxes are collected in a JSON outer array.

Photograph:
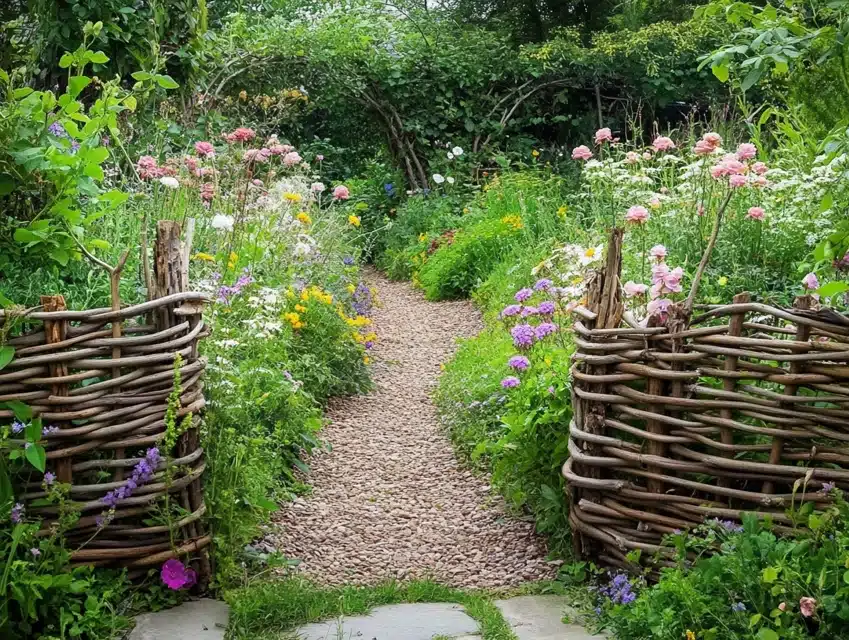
[[514, 288, 533, 302], [30, 548, 41, 557], [534, 322, 558, 339], [534, 278, 553, 291], [538, 300, 556, 315], [44, 472, 55, 486], [11, 421, 24, 434], [732, 602, 746, 612], [501, 376, 520, 389], [501, 304, 521, 318], [822, 482, 836, 493], [11, 503, 24, 523], [508, 355, 530, 371], [511, 324, 535, 349], [521, 306, 539, 317]]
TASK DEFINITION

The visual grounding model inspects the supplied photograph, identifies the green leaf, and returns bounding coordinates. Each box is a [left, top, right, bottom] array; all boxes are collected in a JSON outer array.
[[817, 281, 849, 298], [131, 71, 152, 81], [12, 87, 34, 99], [762, 566, 779, 584], [49, 247, 70, 266], [124, 95, 137, 111], [13, 228, 44, 245], [87, 147, 109, 164], [5, 400, 33, 421], [59, 53, 74, 68], [712, 62, 729, 82], [155, 74, 179, 89], [253, 497, 279, 512], [25, 444, 46, 473], [84, 163, 104, 180], [68, 76, 92, 98], [757, 629, 779, 640], [741, 68, 762, 92], [0, 346, 14, 370], [89, 51, 109, 64], [0, 173, 14, 196]]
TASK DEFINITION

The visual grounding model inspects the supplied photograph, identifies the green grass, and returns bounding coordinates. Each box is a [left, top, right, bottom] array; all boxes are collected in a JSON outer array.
[[225, 577, 522, 639]]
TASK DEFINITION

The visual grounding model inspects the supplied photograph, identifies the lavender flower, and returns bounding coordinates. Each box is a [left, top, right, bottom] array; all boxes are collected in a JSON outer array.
[[534, 322, 558, 339], [48, 122, 66, 136], [599, 573, 637, 605], [501, 304, 521, 318], [534, 278, 553, 291], [352, 282, 373, 316], [42, 425, 59, 436], [508, 355, 530, 371], [514, 288, 533, 302], [11, 503, 24, 523], [101, 447, 162, 508], [343, 256, 355, 266], [44, 472, 56, 486], [732, 602, 746, 612], [710, 518, 744, 533], [822, 482, 836, 494], [521, 306, 539, 317], [11, 421, 25, 434], [501, 376, 520, 389], [538, 301, 556, 315], [511, 324, 535, 349]]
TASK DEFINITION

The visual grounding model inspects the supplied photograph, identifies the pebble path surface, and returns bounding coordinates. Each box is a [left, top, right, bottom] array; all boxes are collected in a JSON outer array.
[[268, 271, 557, 588]]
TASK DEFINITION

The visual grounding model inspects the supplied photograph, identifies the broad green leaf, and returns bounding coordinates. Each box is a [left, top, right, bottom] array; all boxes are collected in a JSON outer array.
[[0, 346, 13, 370], [87, 147, 109, 164], [49, 247, 70, 266], [124, 95, 137, 111], [59, 53, 74, 68], [5, 400, 33, 420], [155, 74, 179, 89], [712, 62, 729, 82], [131, 71, 152, 81], [84, 163, 104, 180], [817, 281, 849, 298], [25, 444, 46, 472], [13, 228, 44, 245], [741, 68, 762, 92], [12, 87, 34, 99], [68, 76, 92, 98], [89, 51, 109, 64], [757, 629, 778, 640], [762, 566, 779, 583]]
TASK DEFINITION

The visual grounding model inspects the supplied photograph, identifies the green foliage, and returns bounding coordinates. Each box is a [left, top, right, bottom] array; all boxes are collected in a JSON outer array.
[[596, 494, 849, 640]]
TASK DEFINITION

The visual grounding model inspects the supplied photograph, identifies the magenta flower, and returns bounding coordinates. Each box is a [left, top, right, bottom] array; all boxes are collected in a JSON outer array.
[[161, 559, 197, 590], [747, 206, 765, 220]]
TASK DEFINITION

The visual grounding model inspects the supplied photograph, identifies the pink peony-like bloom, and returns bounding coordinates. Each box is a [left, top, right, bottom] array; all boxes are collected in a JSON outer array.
[[751, 161, 768, 175], [651, 262, 683, 295], [137, 155, 162, 180], [642, 151, 652, 160], [268, 144, 287, 156], [799, 597, 816, 618], [572, 145, 593, 161], [624, 151, 640, 164], [747, 206, 765, 220], [703, 132, 723, 148], [243, 148, 271, 164], [283, 151, 302, 167], [624, 281, 649, 297], [693, 139, 715, 156], [595, 128, 614, 144], [200, 182, 215, 204], [802, 272, 819, 290], [652, 136, 675, 152], [752, 175, 769, 188], [729, 174, 748, 188], [333, 185, 350, 200], [224, 127, 256, 144], [161, 559, 197, 590], [194, 141, 215, 157], [649, 244, 667, 261], [625, 205, 650, 224], [736, 142, 757, 160]]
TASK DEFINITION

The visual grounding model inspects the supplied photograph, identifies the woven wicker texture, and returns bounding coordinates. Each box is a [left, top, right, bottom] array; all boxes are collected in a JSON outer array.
[[566, 229, 849, 572], [1, 221, 211, 577]]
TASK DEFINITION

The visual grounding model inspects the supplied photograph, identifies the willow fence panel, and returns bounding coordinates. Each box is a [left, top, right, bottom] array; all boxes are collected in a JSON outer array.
[[1, 221, 212, 583], [566, 229, 849, 572]]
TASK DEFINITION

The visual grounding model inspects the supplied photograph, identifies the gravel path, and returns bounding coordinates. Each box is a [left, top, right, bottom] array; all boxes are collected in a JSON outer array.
[[269, 271, 556, 588]]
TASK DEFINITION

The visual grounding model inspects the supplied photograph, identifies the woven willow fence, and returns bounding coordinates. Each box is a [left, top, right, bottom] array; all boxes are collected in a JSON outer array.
[[566, 228, 849, 572], [1, 221, 211, 582]]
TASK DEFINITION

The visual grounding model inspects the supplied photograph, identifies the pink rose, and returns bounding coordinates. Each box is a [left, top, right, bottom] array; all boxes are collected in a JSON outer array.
[[702, 132, 723, 148], [747, 206, 765, 220], [194, 141, 215, 157], [752, 161, 768, 175], [625, 205, 649, 224], [652, 136, 675, 152], [802, 272, 819, 290], [595, 128, 614, 144], [649, 244, 667, 260], [333, 185, 350, 200], [572, 145, 593, 161], [283, 151, 302, 167], [693, 140, 714, 156], [736, 142, 757, 160], [729, 174, 748, 188], [799, 597, 816, 618], [623, 281, 648, 298]]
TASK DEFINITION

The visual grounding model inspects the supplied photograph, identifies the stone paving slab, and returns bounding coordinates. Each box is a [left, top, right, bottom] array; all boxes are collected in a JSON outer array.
[[494, 595, 606, 640], [128, 599, 229, 640], [291, 602, 479, 640]]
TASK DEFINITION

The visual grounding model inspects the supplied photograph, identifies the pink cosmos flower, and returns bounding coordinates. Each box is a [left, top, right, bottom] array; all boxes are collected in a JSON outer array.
[[283, 151, 302, 167], [194, 141, 215, 157], [595, 128, 614, 144], [802, 272, 819, 290], [161, 559, 197, 590], [572, 145, 593, 161], [624, 151, 640, 164], [752, 161, 768, 175], [625, 205, 650, 224], [747, 206, 765, 220], [729, 174, 748, 188], [799, 597, 816, 618], [649, 244, 667, 260], [333, 185, 350, 200], [623, 281, 648, 297], [652, 136, 675, 152], [736, 142, 757, 160]]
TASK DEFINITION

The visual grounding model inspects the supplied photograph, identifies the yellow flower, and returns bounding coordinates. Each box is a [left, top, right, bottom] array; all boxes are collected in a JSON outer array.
[[439, 363, 445, 371], [227, 251, 239, 270], [295, 304, 307, 313], [363, 356, 371, 365], [501, 215, 523, 230], [284, 192, 302, 203], [297, 212, 312, 225], [463, 207, 470, 214], [685, 632, 696, 640], [239, 90, 247, 101], [285, 288, 295, 299], [284, 312, 303, 329], [532, 149, 540, 157], [346, 315, 371, 328], [193, 252, 215, 262], [557, 206, 567, 217], [348, 215, 361, 227], [584, 247, 596, 259], [718, 276, 728, 287], [347, 284, 356, 294], [544, 356, 552, 366], [364, 332, 377, 342], [418, 233, 427, 242]]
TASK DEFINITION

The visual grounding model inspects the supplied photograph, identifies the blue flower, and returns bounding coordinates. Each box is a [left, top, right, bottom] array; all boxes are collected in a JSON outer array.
[[732, 602, 746, 613]]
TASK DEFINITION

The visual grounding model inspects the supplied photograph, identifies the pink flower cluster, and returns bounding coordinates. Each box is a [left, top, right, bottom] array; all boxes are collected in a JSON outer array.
[[194, 141, 215, 158], [333, 185, 350, 200], [283, 151, 302, 167], [224, 127, 256, 144], [572, 145, 592, 161], [652, 136, 675, 152], [625, 205, 649, 224], [709, 145, 769, 189], [243, 148, 272, 164], [137, 155, 177, 181], [200, 182, 215, 205], [693, 131, 722, 155]]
